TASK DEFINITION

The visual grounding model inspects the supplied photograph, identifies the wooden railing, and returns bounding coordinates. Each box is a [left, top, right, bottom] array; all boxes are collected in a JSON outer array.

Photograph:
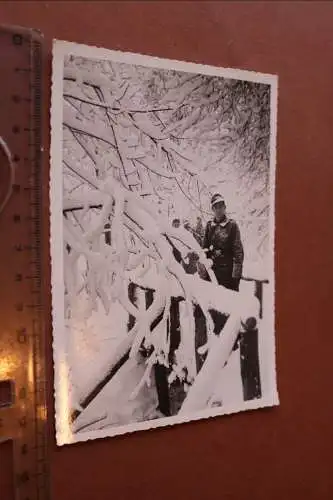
[[71, 277, 267, 425], [127, 279, 266, 417], [241, 276, 269, 319]]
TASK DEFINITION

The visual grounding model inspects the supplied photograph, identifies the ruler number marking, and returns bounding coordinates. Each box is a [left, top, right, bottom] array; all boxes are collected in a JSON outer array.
[[3, 29, 50, 499]]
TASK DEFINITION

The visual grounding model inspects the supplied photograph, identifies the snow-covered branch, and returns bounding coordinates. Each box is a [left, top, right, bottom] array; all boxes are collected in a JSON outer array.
[[63, 104, 117, 149], [62, 57, 270, 421], [64, 93, 174, 114]]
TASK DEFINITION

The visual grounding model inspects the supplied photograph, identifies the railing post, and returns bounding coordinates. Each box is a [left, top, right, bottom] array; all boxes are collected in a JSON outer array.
[[145, 287, 171, 417], [169, 297, 181, 362], [254, 280, 263, 319], [239, 318, 262, 401], [104, 222, 111, 246], [193, 304, 207, 373], [127, 282, 137, 331]]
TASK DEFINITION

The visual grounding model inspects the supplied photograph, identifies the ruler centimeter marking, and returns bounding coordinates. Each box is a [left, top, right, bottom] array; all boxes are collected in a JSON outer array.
[[0, 25, 49, 500]]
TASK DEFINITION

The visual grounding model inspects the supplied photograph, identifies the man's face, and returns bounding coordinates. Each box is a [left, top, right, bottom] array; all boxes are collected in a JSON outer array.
[[212, 202, 226, 220]]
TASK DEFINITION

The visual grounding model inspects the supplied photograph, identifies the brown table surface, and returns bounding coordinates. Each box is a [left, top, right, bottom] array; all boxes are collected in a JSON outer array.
[[0, 2, 333, 499]]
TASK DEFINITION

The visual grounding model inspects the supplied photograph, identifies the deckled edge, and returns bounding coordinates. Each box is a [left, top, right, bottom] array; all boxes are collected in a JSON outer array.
[[52, 38, 277, 83], [58, 396, 279, 447], [50, 40, 73, 446], [269, 72, 279, 407], [49, 39, 279, 446]]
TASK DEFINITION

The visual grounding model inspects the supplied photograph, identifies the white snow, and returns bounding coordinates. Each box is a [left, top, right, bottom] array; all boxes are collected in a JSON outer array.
[[55, 53, 276, 439]]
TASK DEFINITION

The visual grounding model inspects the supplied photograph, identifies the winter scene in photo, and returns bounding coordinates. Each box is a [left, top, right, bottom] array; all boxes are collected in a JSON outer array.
[[50, 41, 278, 446]]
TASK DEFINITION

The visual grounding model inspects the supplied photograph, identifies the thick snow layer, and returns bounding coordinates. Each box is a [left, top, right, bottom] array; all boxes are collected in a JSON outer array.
[[65, 277, 268, 433], [56, 55, 275, 438]]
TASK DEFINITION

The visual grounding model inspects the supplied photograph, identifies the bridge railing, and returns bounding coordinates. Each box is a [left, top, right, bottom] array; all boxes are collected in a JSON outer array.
[[71, 274, 267, 427], [127, 277, 267, 417]]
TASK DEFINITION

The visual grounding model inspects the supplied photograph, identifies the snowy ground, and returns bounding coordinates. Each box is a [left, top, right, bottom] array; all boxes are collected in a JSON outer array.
[[68, 277, 270, 435]]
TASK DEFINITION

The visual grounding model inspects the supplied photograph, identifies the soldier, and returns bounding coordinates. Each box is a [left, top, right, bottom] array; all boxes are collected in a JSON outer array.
[[203, 193, 244, 291]]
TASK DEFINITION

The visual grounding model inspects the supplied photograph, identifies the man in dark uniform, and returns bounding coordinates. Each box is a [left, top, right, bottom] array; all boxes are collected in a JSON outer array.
[[203, 193, 244, 291]]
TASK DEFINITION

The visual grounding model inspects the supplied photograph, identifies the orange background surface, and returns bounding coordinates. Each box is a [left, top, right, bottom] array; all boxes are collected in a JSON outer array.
[[1, 2, 333, 499]]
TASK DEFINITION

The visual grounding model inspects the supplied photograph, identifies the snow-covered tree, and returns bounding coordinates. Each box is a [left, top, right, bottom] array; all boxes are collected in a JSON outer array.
[[61, 55, 266, 422]]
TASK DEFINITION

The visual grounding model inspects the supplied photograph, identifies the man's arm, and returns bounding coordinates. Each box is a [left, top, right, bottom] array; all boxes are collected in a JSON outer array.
[[231, 222, 244, 279]]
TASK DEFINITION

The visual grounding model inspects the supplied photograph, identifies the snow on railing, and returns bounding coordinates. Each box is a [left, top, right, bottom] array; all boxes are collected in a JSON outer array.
[[71, 276, 263, 428]]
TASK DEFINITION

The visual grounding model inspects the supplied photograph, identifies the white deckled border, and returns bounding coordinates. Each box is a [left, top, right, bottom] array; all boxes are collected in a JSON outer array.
[[50, 39, 279, 446]]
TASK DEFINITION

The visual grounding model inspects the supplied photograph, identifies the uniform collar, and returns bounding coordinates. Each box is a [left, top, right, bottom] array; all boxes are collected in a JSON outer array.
[[212, 217, 229, 227]]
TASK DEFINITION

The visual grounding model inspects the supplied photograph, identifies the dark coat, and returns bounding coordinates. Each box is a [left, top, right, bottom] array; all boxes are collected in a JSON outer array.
[[202, 218, 244, 288]]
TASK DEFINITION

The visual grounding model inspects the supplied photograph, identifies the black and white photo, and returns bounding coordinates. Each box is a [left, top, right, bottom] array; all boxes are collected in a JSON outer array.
[[50, 41, 278, 445]]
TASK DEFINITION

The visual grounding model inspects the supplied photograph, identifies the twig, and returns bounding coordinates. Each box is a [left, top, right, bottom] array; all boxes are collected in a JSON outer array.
[[70, 129, 96, 167], [94, 86, 130, 188], [63, 91, 174, 113], [63, 123, 115, 148], [63, 160, 96, 189]]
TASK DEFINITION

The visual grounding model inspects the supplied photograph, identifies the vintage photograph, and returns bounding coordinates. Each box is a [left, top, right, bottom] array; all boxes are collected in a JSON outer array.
[[50, 41, 278, 445]]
